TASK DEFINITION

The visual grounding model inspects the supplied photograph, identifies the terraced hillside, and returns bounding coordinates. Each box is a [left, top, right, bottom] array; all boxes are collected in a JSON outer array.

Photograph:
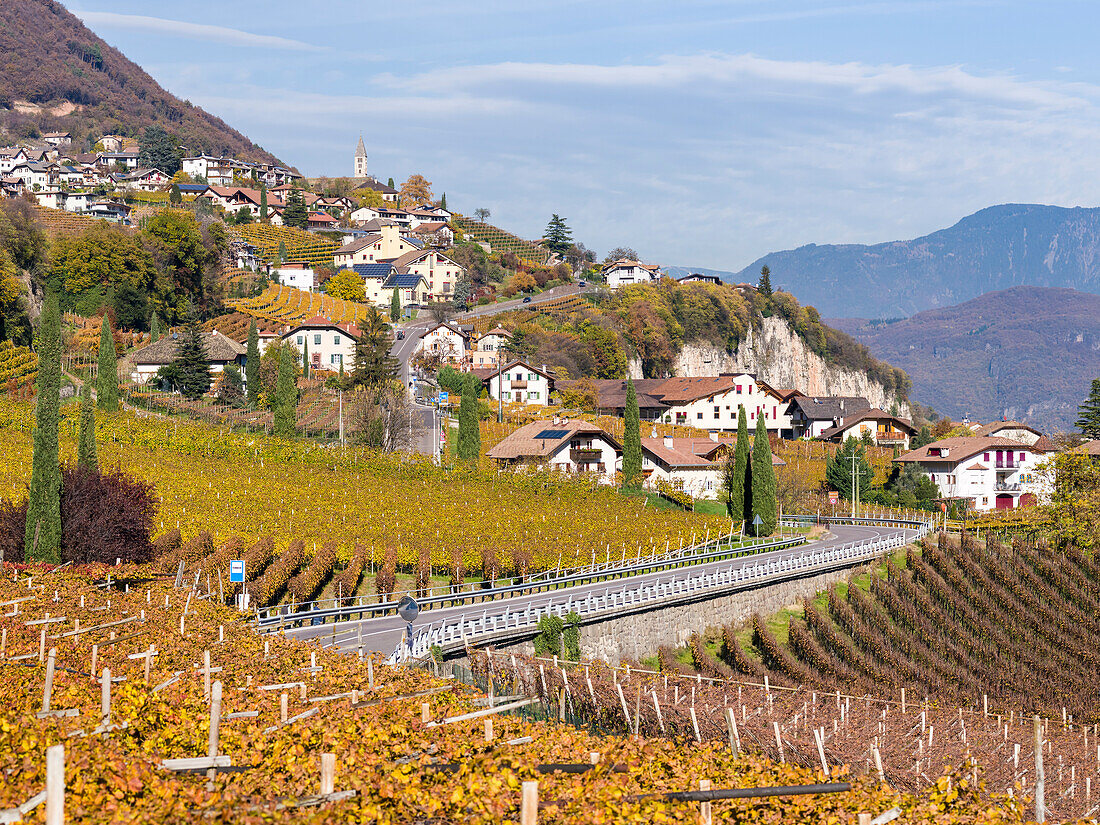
[[229, 224, 339, 268], [453, 215, 551, 265], [229, 284, 374, 327]]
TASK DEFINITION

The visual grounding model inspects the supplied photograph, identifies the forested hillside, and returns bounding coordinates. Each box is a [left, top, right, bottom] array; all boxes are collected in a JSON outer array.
[[830, 286, 1100, 432], [0, 0, 284, 164]]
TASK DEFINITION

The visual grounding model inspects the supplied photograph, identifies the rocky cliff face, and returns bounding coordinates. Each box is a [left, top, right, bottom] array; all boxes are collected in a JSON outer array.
[[628, 316, 910, 415]]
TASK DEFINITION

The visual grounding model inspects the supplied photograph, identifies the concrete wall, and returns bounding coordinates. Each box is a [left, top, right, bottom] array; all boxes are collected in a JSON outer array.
[[488, 565, 861, 664]]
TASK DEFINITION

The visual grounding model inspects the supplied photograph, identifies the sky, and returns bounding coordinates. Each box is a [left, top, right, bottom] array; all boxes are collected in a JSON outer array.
[[59, 0, 1100, 271]]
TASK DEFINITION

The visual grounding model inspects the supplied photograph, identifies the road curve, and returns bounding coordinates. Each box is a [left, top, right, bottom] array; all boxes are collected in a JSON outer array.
[[287, 523, 918, 656]]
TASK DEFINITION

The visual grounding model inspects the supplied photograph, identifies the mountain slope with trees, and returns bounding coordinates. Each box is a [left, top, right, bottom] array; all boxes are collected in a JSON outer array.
[[734, 204, 1100, 318], [829, 286, 1100, 432], [0, 0, 285, 164]]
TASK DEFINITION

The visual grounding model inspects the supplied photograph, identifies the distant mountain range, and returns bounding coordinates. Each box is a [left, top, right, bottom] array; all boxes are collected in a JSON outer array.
[[0, 0, 284, 165], [828, 286, 1100, 432], [729, 204, 1100, 319]]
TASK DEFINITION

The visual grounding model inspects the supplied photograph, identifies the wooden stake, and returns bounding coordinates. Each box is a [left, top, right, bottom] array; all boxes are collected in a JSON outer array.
[[280, 692, 288, 724], [368, 656, 374, 689], [421, 702, 430, 723], [320, 753, 335, 796], [699, 779, 712, 825], [814, 727, 830, 777], [101, 667, 111, 720], [41, 647, 56, 714], [45, 744, 64, 825], [1034, 715, 1046, 823], [206, 681, 222, 786], [521, 780, 538, 825], [725, 707, 740, 755], [484, 716, 494, 742], [872, 744, 885, 783], [773, 721, 785, 762], [203, 650, 211, 700], [690, 706, 702, 743]]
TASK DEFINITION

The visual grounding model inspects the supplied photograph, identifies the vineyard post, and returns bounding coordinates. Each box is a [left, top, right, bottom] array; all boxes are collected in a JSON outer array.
[[320, 753, 336, 796], [520, 780, 538, 825], [207, 680, 223, 787], [45, 744, 64, 825], [699, 779, 713, 825], [101, 668, 111, 721], [725, 707, 740, 755], [1034, 714, 1046, 822], [41, 647, 56, 714]]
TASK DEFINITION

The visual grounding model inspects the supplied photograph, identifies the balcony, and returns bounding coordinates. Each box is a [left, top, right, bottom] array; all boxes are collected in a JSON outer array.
[[995, 461, 1018, 470], [995, 482, 1022, 492], [877, 431, 908, 443], [510, 380, 528, 389], [571, 448, 603, 464]]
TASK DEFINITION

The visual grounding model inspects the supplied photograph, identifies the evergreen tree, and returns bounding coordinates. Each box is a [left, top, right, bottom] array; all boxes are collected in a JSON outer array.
[[457, 373, 481, 461], [168, 183, 182, 205], [302, 338, 310, 380], [621, 378, 641, 488], [95, 315, 119, 412], [24, 291, 62, 562], [245, 319, 260, 405], [138, 125, 181, 174], [391, 288, 402, 322], [259, 184, 269, 221], [440, 192, 447, 210], [825, 436, 875, 503], [273, 346, 298, 436], [77, 380, 97, 471], [171, 306, 212, 400], [351, 307, 397, 388], [750, 417, 777, 536], [387, 177, 395, 189], [757, 264, 773, 298], [283, 189, 308, 229], [149, 312, 162, 341], [1076, 378, 1100, 438], [544, 214, 573, 255], [277, 240, 288, 264], [723, 406, 750, 525]]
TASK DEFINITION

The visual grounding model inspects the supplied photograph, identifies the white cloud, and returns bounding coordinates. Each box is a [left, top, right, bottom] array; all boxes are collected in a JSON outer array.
[[75, 11, 323, 52]]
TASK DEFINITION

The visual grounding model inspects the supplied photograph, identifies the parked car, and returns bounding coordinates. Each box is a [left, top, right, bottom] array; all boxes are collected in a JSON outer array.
[[578, 280, 587, 287], [396, 331, 405, 339], [522, 296, 532, 303]]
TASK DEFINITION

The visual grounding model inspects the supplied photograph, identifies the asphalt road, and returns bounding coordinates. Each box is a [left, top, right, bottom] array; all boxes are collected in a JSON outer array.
[[454, 283, 599, 321], [287, 523, 918, 656]]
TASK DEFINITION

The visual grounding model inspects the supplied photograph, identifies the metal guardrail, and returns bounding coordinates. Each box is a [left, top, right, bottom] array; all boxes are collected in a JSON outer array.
[[257, 532, 808, 632], [387, 517, 932, 664]]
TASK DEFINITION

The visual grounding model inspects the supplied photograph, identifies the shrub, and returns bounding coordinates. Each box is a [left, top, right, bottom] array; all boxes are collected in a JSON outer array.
[[58, 465, 157, 565]]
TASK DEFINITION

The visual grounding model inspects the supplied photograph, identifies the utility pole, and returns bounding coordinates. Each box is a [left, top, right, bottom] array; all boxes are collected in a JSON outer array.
[[497, 344, 506, 424], [846, 452, 860, 519], [338, 388, 344, 446]]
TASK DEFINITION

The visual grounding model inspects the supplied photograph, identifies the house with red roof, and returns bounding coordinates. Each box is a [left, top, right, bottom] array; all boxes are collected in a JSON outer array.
[[281, 316, 361, 372], [895, 436, 1054, 511], [640, 435, 786, 500], [820, 408, 915, 449]]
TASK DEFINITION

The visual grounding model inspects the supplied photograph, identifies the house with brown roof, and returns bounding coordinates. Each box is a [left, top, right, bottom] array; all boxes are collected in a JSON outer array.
[[482, 360, 555, 406], [640, 434, 785, 500], [601, 259, 662, 289], [970, 420, 1046, 446], [895, 436, 1054, 511], [487, 419, 621, 484], [471, 327, 512, 368], [786, 396, 872, 439], [126, 330, 245, 386], [820, 409, 915, 449]]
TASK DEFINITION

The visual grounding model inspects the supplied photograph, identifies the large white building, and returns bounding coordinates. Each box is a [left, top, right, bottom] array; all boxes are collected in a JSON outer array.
[[601, 259, 662, 288], [896, 436, 1054, 511], [283, 316, 360, 372]]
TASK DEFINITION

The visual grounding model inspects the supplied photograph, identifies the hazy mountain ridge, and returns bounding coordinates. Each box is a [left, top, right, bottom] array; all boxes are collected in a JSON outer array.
[[829, 286, 1100, 432], [732, 204, 1100, 318]]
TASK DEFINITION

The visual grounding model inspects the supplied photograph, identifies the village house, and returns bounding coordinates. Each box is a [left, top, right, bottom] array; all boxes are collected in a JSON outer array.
[[333, 224, 419, 268], [639, 435, 786, 500], [676, 273, 723, 285], [98, 151, 140, 171], [99, 135, 126, 153], [601, 259, 662, 288], [895, 436, 1054, 511], [350, 263, 430, 307], [8, 161, 51, 190], [470, 327, 511, 368], [387, 248, 464, 300], [197, 186, 280, 218], [487, 419, 621, 484], [354, 176, 399, 203], [786, 396, 872, 440], [42, 132, 72, 147], [819, 408, 916, 450], [273, 262, 315, 292], [282, 316, 360, 372], [480, 360, 555, 406], [970, 420, 1048, 447], [653, 374, 790, 433], [112, 168, 170, 192], [126, 330, 245, 385], [417, 321, 469, 363], [411, 221, 454, 248]]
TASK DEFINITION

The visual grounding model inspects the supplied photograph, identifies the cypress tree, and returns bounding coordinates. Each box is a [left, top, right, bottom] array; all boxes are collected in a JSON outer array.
[[1076, 378, 1100, 439], [302, 338, 310, 380], [24, 291, 62, 562], [172, 307, 212, 400], [77, 380, 98, 471], [750, 416, 777, 536], [390, 288, 401, 322], [273, 346, 297, 436], [96, 315, 119, 412], [457, 373, 481, 461], [440, 193, 447, 210], [725, 406, 750, 526], [621, 378, 641, 489], [260, 184, 269, 221], [245, 319, 260, 405], [149, 312, 162, 341], [758, 264, 773, 298]]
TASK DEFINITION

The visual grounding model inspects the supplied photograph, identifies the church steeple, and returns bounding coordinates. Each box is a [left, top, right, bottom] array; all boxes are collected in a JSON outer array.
[[354, 134, 368, 178]]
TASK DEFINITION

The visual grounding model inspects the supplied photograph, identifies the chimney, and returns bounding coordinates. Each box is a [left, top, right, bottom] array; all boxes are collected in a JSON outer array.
[[663, 436, 673, 450], [839, 400, 845, 412], [709, 431, 719, 442]]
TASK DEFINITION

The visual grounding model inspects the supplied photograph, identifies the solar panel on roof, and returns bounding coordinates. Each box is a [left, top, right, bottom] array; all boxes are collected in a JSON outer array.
[[535, 429, 569, 440]]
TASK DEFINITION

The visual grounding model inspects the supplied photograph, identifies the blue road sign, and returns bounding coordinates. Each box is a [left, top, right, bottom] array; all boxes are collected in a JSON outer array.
[[229, 560, 245, 583], [439, 391, 449, 402]]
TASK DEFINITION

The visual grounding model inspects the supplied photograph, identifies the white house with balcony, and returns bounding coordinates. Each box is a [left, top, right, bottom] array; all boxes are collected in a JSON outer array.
[[895, 436, 1054, 511], [640, 435, 787, 500], [820, 408, 915, 450], [417, 321, 469, 363], [480, 360, 554, 406], [655, 374, 791, 434], [487, 419, 621, 484], [601, 259, 662, 288], [282, 315, 360, 372]]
